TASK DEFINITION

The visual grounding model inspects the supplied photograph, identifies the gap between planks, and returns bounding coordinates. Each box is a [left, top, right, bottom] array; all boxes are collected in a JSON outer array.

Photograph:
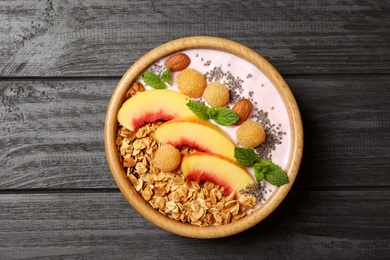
[[0, 185, 389, 195], [1, 73, 390, 82]]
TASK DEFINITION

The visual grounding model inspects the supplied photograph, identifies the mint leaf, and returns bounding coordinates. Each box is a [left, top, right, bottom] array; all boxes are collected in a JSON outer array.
[[186, 101, 209, 120], [161, 68, 172, 85], [234, 147, 259, 167], [236, 149, 289, 186], [254, 163, 267, 182], [208, 107, 239, 126], [257, 159, 289, 186], [187, 101, 239, 126], [207, 108, 218, 118], [141, 71, 167, 89]]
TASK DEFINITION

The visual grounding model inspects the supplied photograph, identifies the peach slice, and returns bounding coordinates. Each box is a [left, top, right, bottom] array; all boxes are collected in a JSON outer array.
[[181, 152, 256, 197], [154, 117, 236, 160], [117, 89, 194, 131]]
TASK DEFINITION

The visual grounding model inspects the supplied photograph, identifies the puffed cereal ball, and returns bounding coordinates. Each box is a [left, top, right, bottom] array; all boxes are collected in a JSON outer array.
[[203, 82, 230, 107], [176, 68, 206, 98], [236, 120, 266, 148], [153, 144, 181, 172]]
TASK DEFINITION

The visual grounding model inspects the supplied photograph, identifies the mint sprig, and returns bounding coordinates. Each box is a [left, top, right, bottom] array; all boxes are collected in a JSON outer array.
[[234, 147, 289, 187], [186, 100, 239, 126], [255, 159, 289, 186], [161, 68, 172, 85], [234, 147, 259, 167], [186, 100, 209, 120], [208, 108, 240, 126], [141, 71, 167, 89], [254, 163, 266, 182]]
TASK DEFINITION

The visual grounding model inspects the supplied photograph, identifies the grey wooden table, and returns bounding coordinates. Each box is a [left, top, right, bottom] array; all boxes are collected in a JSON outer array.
[[1, 1, 389, 259]]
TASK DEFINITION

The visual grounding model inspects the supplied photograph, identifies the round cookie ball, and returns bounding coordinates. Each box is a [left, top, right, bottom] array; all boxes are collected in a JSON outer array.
[[236, 120, 266, 148], [177, 68, 206, 98], [203, 82, 230, 108], [153, 144, 182, 172]]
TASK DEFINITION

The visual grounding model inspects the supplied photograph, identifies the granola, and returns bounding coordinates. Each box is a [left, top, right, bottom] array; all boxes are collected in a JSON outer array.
[[117, 122, 257, 226]]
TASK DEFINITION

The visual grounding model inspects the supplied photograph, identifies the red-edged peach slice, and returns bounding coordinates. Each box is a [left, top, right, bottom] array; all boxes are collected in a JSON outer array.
[[154, 117, 236, 160], [181, 152, 256, 197], [117, 89, 194, 131]]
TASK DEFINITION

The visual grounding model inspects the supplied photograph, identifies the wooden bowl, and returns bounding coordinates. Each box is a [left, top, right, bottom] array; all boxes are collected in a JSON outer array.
[[104, 36, 303, 238]]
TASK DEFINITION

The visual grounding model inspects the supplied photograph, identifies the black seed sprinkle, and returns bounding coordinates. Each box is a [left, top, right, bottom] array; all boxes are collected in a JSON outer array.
[[201, 58, 284, 161], [149, 64, 165, 77], [240, 183, 265, 203]]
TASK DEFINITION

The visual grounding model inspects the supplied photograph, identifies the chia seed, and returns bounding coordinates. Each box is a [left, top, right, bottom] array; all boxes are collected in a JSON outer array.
[[149, 63, 165, 77], [204, 60, 211, 66], [251, 109, 283, 160], [225, 71, 245, 104], [240, 182, 265, 203], [202, 61, 284, 161], [205, 66, 225, 82]]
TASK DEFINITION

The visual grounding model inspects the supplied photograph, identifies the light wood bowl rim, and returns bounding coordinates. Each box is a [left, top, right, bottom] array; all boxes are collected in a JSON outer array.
[[104, 36, 303, 238]]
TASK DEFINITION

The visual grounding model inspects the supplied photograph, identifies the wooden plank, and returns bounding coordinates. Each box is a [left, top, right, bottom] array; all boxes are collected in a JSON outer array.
[[1, 76, 389, 190], [0, 190, 388, 259], [0, 79, 117, 189], [287, 75, 390, 189], [0, 0, 389, 77]]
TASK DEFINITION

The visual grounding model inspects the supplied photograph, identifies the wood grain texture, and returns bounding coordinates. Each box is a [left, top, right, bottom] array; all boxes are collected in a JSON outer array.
[[0, 191, 388, 259], [1, 0, 389, 257], [0, 0, 389, 77], [288, 75, 390, 189], [104, 36, 304, 238], [0, 79, 116, 189], [1, 76, 389, 190]]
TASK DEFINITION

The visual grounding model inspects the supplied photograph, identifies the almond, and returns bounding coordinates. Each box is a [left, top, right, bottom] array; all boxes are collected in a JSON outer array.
[[164, 53, 191, 71], [232, 99, 252, 125]]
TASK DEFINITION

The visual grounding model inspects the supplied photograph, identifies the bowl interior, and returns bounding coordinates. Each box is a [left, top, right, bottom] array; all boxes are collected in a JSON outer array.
[[104, 36, 303, 238]]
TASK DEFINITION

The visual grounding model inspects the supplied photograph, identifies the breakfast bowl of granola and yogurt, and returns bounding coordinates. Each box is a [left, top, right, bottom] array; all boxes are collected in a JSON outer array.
[[104, 36, 303, 238]]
